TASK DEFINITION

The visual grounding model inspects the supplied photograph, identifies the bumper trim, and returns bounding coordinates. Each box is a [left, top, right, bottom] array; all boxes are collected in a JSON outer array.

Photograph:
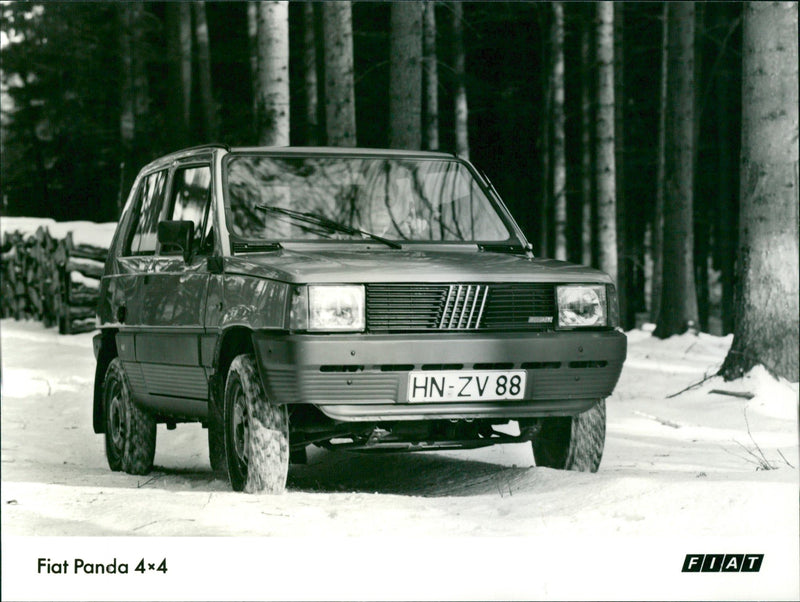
[[317, 399, 598, 422]]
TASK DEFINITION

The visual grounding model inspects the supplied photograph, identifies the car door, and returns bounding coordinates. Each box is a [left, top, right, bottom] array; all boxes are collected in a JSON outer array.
[[137, 158, 214, 418], [112, 168, 168, 405]]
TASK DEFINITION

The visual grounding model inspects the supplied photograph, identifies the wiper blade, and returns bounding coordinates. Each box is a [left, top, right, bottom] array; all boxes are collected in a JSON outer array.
[[478, 243, 527, 255], [256, 205, 402, 249], [232, 241, 282, 253]]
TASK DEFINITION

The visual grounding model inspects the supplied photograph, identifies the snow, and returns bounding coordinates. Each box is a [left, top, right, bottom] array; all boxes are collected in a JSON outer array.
[[1, 318, 798, 600], [1, 216, 116, 249], [70, 270, 100, 289]]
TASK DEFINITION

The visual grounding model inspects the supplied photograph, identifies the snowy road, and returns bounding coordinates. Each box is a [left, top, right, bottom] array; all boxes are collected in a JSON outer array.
[[2, 318, 798, 599]]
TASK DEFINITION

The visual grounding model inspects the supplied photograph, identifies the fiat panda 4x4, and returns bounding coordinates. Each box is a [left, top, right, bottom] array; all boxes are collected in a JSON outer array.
[[93, 144, 626, 493]]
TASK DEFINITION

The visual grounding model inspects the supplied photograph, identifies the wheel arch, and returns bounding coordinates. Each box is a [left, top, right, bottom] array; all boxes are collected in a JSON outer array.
[[93, 329, 118, 434], [210, 326, 261, 414]]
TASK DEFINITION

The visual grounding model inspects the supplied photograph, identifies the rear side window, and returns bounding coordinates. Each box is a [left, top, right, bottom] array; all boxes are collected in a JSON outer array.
[[168, 165, 213, 254], [125, 170, 168, 256]]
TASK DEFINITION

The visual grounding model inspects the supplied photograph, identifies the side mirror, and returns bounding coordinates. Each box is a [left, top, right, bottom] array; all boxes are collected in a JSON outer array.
[[157, 220, 194, 263]]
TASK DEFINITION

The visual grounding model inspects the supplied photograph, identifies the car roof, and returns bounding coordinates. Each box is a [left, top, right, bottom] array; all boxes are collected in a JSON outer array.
[[138, 144, 459, 173], [228, 146, 457, 159]]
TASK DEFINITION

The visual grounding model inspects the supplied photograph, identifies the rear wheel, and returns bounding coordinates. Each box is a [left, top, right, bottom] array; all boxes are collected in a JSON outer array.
[[530, 400, 605, 472], [223, 354, 289, 493], [103, 358, 156, 475]]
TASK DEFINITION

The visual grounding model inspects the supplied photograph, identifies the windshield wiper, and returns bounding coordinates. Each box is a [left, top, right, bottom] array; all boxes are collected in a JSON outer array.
[[256, 205, 402, 249], [478, 243, 527, 255]]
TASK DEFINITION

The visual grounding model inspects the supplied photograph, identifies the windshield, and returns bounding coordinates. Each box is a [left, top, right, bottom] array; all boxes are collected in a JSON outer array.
[[224, 155, 514, 243]]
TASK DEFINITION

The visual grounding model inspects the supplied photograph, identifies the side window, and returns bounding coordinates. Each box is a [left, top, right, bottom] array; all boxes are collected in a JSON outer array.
[[125, 170, 168, 256], [168, 165, 213, 255]]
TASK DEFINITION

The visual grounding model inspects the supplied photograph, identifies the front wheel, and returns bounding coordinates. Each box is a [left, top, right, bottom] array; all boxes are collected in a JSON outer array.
[[223, 354, 289, 493], [529, 400, 606, 472], [103, 358, 156, 475]]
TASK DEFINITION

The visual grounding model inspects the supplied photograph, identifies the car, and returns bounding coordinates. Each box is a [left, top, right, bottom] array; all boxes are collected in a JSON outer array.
[[92, 144, 627, 493]]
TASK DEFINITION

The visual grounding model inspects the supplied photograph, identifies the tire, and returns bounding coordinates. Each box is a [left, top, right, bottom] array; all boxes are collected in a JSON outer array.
[[223, 354, 289, 494], [103, 358, 156, 475], [531, 400, 605, 472]]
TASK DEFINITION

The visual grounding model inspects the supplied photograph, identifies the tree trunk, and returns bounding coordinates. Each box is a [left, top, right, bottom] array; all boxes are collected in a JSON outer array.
[[650, 2, 668, 324], [693, 3, 709, 333], [118, 3, 149, 195], [423, 1, 439, 151], [452, 2, 469, 159], [389, 2, 423, 150], [323, 1, 357, 147], [540, 71, 551, 257], [720, 2, 798, 381], [303, 3, 319, 145], [179, 3, 192, 133], [255, 1, 290, 146], [247, 2, 258, 134], [715, 21, 736, 336], [165, 3, 191, 146], [193, 2, 217, 140], [552, 2, 567, 261], [580, 14, 594, 267], [595, 2, 617, 284], [613, 2, 628, 327], [654, 2, 698, 338], [119, 5, 136, 149]]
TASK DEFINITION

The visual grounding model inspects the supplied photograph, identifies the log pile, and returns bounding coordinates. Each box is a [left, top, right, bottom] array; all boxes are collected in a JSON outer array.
[[1, 226, 109, 334]]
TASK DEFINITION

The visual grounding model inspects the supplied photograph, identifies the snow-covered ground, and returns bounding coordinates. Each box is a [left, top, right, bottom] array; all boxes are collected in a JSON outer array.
[[1, 318, 798, 600]]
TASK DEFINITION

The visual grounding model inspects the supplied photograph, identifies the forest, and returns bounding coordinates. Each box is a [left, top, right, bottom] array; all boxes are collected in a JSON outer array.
[[1, 2, 797, 381]]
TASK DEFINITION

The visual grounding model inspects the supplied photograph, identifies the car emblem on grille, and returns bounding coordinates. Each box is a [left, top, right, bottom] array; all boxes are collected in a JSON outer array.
[[528, 316, 553, 323], [439, 284, 489, 329]]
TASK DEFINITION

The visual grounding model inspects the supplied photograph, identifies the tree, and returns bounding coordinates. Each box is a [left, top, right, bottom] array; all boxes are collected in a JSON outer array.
[[580, 10, 594, 267], [165, 3, 192, 146], [423, 1, 439, 151], [303, 2, 319, 145], [389, 2, 423, 150], [254, 1, 289, 146], [322, 1, 356, 146], [594, 2, 617, 284], [650, 2, 668, 324], [551, 2, 567, 261], [710, 4, 742, 336], [614, 2, 629, 327], [193, 2, 217, 140], [119, 2, 151, 197], [247, 2, 258, 133], [452, 1, 469, 159], [1, 3, 125, 221], [720, 2, 798, 381], [654, 2, 698, 338]]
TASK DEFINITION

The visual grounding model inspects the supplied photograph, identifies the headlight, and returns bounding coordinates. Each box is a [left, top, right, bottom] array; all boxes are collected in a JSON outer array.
[[556, 285, 607, 328], [290, 285, 365, 332]]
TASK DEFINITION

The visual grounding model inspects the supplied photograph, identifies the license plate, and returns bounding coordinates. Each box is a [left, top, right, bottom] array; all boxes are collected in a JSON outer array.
[[407, 370, 526, 402]]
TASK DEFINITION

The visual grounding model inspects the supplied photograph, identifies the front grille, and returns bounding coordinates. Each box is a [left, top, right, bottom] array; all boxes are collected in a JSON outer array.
[[480, 283, 555, 330], [366, 283, 555, 332]]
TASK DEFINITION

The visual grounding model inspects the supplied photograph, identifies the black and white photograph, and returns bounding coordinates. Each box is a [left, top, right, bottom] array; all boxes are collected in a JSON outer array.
[[1, 1, 798, 600]]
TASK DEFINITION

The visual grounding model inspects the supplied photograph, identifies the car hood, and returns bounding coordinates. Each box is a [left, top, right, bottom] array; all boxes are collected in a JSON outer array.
[[223, 246, 613, 285]]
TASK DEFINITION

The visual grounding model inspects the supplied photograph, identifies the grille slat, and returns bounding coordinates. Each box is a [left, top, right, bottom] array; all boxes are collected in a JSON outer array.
[[366, 283, 555, 332]]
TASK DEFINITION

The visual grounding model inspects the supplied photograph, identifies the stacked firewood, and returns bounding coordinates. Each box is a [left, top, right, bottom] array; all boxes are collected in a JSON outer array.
[[1, 226, 109, 334]]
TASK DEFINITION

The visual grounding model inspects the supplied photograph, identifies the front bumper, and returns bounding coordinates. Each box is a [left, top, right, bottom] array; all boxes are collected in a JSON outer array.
[[253, 329, 626, 421]]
